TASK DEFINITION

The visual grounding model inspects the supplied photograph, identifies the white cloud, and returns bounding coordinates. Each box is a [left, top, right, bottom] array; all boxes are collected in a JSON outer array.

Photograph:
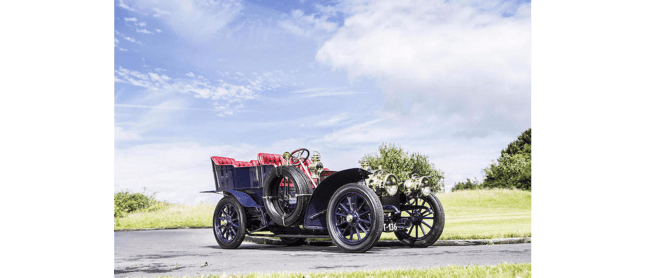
[[114, 37, 127, 51], [136, 29, 153, 34], [288, 87, 360, 97], [124, 17, 137, 22], [278, 9, 338, 39], [118, 0, 135, 11], [121, 0, 244, 41], [152, 7, 171, 18], [115, 67, 293, 117], [115, 126, 141, 141], [116, 30, 143, 45], [316, 0, 531, 135], [155, 29, 162, 33]]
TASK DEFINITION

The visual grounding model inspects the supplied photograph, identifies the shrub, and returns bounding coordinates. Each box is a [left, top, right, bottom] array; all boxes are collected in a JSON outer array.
[[114, 190, 164, 218], [482, 153, 531, 190], [452, 178, 482, 191]]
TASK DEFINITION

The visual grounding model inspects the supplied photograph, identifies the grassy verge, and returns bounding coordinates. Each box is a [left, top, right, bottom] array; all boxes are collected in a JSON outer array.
[[148, 263, 531, 278], [115, 189, 530, 240]]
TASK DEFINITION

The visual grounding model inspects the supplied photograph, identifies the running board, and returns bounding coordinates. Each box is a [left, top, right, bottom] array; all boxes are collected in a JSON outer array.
[[251, 234, 331, 238]]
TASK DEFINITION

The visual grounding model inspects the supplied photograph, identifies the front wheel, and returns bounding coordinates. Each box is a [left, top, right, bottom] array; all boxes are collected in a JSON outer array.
[[213, 196, 246, 249], [326, 183, 384, 253], [394, 193, 445, 247]]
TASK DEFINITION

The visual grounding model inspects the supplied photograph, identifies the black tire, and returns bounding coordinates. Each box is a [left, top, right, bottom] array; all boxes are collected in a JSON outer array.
[[326, 183, 384, 253], [263, 166, 312, 226], [213, 196, 246, 249], [394, 192, 445, 247], [279, 237, 307, 246]]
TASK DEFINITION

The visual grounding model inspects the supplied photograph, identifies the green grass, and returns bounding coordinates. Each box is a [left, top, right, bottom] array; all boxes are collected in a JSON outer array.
[[115, 203, 214, 230], [115, 189, 531, 240], [145, 263, 531, 278]]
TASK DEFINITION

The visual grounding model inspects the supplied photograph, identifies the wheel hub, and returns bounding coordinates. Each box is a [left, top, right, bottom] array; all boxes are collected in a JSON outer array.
[[346, 214, 354, 223]]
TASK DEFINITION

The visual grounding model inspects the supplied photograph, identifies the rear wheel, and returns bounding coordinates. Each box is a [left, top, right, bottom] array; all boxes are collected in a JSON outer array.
[[394, 193, 445, 247], [213, 196, 246, 249], [326, 183, 384, 253], [279, 237, 307, 246]]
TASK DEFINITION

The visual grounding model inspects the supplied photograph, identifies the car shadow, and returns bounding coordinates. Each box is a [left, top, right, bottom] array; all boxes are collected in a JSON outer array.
[[204, 242, 439, 254]]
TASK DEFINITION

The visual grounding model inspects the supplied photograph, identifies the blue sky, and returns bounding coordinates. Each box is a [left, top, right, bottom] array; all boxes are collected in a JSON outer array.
[[114, 0, 531, 203]]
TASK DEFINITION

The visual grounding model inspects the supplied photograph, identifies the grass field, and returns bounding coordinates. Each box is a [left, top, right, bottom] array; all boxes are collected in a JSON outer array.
[[115, 189, 531, 240], [147, 263, 530, 278]]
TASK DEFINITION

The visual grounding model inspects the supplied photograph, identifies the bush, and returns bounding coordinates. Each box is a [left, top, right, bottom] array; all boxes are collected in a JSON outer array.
[[114, 190, 164, 218], [482, 153, 531, 190], [453, 128, 531, 191], [360, 143, 445, 192], [452, 178, 482, 191]]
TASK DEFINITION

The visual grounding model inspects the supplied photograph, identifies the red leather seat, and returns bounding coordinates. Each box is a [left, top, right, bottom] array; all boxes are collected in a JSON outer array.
[[212, 156, 235, 165], [250, 160, 259, 166], [257, 153, 286, 166], [234, 160, 254, 167]]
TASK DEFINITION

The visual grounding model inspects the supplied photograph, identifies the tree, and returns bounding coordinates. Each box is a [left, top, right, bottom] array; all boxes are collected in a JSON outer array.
[[501, 128, 531, 157], [482, 152, 531, 190], [481, 128, 532, 190], [360, 143, 445, 192]]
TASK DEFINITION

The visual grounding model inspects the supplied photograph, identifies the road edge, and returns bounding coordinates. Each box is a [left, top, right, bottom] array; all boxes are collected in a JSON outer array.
[[114, 227, 530, 246], [245, 236, 531, 247]]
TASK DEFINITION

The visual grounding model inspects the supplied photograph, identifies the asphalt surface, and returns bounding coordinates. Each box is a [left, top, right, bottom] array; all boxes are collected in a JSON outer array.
[[114, 229, 531, 277]]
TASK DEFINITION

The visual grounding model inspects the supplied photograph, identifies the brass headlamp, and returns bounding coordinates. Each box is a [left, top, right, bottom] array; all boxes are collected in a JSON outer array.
[[403, 174, 432, 196], [308, 151, 324, 179], [365, 169, 399, 196]]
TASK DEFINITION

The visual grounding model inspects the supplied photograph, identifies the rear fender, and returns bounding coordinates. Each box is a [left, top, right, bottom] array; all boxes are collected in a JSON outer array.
[[303, 168, 371, 230], [222, 190, 262, 208]]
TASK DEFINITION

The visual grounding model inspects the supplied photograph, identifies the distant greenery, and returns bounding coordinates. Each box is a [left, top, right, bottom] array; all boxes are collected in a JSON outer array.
[[360, 143, 445, 192], [453, 128, 531, 191], [154, 263, 531, 278], [452, 178, 482, 191], [114, 190, 167, 219]]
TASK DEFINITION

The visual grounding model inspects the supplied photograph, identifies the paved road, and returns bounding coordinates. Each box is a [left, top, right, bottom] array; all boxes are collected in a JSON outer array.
[[114, 229, 531, 277]]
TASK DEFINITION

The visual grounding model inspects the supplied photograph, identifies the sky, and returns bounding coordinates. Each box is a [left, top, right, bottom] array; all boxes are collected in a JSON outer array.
[[114, 0, 531, 204]]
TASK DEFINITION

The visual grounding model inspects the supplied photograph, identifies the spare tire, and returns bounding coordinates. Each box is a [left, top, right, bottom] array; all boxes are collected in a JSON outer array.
[[263, 166, 312, 226]]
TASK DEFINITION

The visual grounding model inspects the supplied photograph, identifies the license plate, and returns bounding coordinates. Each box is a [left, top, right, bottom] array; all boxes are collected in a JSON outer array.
[[383, 223, 396, 232]]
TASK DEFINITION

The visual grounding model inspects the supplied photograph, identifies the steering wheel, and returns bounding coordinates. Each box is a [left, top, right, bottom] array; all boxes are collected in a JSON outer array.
[[289, 148, 310, 166]]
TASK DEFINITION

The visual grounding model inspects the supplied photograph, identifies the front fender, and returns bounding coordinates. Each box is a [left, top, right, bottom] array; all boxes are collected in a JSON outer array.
[[303, 168, 371, 230]]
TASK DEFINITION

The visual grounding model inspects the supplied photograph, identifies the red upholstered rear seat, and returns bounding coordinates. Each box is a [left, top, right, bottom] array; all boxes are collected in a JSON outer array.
[[213, 156, 260, 168], [212, 156, 235, 165], [233, 160, 254, 167]]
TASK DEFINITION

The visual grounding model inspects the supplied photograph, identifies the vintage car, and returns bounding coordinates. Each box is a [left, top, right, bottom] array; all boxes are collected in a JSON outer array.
[[201, 148, 445, 253]]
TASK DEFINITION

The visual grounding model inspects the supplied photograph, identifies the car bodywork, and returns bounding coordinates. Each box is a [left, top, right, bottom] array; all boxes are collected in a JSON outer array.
[[202, 149, 444, 252]]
